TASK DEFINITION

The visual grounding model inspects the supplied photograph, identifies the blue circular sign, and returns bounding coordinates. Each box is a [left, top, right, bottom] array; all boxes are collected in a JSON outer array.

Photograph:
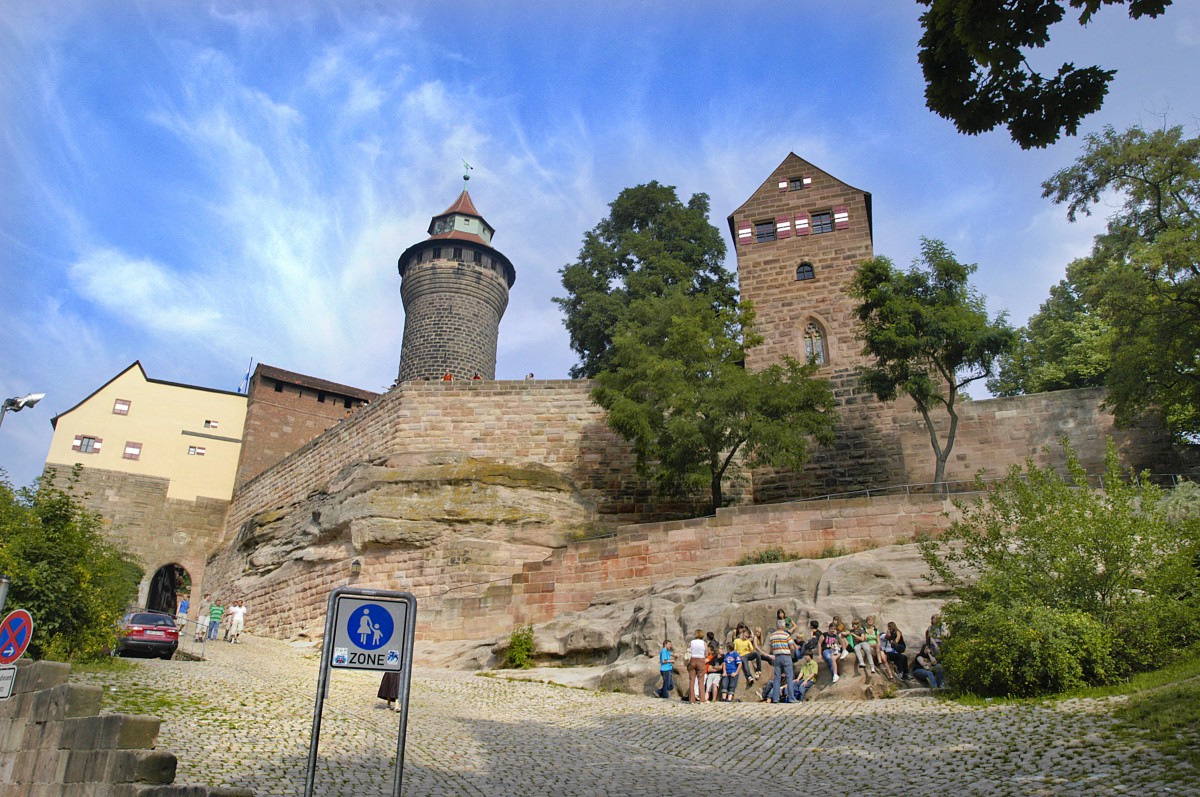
[[347, 604, 394, 650]]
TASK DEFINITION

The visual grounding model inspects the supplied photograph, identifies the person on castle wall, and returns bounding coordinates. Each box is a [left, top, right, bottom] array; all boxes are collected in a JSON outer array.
[[227, 599, 247, 643], [883, 621, 910, 681], [656, 640, 675, 699], [820, 621, 843, 683], [686, 629, 707, 703], [471, 373, 482, 380], [378, 670, 401, 712], [195, 595, 211, 642], [207, 599, 225, 641], [442, 372, 453, 381]]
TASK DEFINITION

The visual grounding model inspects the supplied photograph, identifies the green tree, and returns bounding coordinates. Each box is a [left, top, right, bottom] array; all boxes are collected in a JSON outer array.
[[0, 468, 143, 661], [918, 0, 1174, 149], [555, 182, 735, 378], [594, 288, 835, 513], [850, 238, 1015, 488], [988, 276, 1112, 396], [922, 442, 1200, 694], [1042, 124, 1200, 438]]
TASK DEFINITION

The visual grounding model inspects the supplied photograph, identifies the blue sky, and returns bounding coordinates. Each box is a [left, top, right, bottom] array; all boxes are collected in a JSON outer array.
[[2, 1, 1199, 488]]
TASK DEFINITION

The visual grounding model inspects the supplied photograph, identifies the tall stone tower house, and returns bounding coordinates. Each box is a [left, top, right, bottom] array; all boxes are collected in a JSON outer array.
[[729, 153, 898, 499], [396, 189, 516, 382]]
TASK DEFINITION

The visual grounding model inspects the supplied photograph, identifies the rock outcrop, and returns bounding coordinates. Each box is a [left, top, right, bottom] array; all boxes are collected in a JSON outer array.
[[428, 543, 952, 699]]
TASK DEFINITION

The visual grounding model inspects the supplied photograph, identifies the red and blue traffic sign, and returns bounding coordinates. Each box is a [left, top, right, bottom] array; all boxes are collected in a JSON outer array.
[[0, 610, 34, 664]]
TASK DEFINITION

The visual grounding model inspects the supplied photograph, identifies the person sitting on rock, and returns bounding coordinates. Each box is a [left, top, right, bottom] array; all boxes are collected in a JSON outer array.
[[775, 608, 798, 637], [732, 628, 761, 685], [926, 614, 945, 655], [798, 619, 821, 660], [882, 621, 910, 681], [913, 643, 945, 689], [856, 616, 879, 675], [792, 651, 819, 702], [848, 618, 876, 674], [820, 622, 843, 683], [719, 642, 745, 702]]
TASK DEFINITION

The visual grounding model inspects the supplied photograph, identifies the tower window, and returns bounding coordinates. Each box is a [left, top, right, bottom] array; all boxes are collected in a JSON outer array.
[[432, 247, 442, 259], [754, 221, 775, 243], [473, 251, 482, 264], [453, 247, 463, 261], [795, 262, 816, 281], [811, 211, 833, 235], [803, 320, 827, 366]]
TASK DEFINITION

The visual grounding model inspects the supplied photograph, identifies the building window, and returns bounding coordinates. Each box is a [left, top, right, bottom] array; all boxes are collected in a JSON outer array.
[[274, 381, 284, 393], [73, 435, 101, 454], [803, 320, 828, 366], [811, 211, 833, 235], [796, 262, 816, 281], [754, 221, 775, 243], [432, 247, 442, 259], [453, 247, 463, 261], [473, 251, 482, 264], [344, 398, 353, 409], [123, 442, 142, 460], [788, 176, 811, 191], [204, 419, 219, 429], [188, 446, 206, 456], [112, 399, 131, 415], [317, 391, 326, 403]]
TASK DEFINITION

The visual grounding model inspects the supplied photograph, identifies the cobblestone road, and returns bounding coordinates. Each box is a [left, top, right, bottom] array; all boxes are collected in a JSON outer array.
[[72, 634, 1195, 797]]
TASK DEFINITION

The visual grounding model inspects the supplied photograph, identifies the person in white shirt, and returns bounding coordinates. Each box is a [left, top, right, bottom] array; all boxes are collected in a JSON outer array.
[[227, 600, 247, 643]]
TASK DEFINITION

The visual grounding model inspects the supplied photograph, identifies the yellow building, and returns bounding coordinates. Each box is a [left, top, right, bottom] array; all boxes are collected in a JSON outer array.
[[47, 361, 247, 502]]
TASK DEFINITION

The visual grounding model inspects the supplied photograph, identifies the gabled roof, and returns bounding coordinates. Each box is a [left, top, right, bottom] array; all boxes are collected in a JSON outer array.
[[726, 152, 872, 241], [50, 361, 246, 429], [253, 364, 377, 401]]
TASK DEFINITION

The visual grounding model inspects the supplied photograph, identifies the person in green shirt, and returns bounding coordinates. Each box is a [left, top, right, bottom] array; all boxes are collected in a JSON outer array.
[[207, 601, 225, 641], [793, 652, 819, 701]]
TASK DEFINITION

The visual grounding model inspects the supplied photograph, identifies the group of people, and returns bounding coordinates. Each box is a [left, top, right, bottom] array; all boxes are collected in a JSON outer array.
[[175, 595, 248, 644], [656, 610, 947, 703]]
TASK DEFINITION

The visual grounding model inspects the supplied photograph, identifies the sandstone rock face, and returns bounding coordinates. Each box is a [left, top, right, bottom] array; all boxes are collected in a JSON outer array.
[[203, 451, 599, 638], [438, 543, 951, 700]]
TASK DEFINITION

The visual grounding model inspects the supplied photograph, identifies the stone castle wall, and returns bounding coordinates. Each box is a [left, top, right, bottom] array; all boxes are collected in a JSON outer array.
[[41, 465, 229, 611]]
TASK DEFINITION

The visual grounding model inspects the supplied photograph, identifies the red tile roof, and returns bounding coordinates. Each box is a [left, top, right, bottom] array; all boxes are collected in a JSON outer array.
[[440, 190, 481, 218], [253, 364, 378, 401], [428, 230, 490, 245]]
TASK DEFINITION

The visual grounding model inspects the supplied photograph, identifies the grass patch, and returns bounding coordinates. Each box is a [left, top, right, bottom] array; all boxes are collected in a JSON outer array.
[[735, 547, 804, 566], [72, 657, 137, 675], [1114, 678, 1200, 767]]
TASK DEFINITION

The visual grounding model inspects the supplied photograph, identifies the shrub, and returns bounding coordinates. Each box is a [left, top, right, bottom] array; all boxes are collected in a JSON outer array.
[[503, 624, 536, 669], [734, 547, 803, 566], [940, 599, 1115, 697]]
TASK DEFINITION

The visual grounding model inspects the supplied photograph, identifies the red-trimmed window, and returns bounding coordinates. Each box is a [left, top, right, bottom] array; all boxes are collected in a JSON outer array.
[[113, 399, 131, 415], [788, 175, 812, 192], [123, 442, 142, 460], [72, 435, 102, 454], [204, 419, 219, 429], [187, 445, 206, 456]]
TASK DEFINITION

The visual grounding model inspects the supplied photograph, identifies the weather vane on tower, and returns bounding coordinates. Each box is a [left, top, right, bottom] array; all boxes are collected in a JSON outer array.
[[462, 160, 473, 183]]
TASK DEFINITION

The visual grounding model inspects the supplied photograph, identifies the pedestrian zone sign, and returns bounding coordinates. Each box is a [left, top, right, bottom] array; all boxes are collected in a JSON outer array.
[[329, 594, 410, 671]]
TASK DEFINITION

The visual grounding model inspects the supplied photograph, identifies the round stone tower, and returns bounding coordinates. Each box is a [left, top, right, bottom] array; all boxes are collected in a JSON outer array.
[[396, 189, 516, 382]]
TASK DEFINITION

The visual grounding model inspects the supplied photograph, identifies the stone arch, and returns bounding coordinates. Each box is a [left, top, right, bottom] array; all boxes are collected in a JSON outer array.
[[145, 563, 191, 614], [801, 316, 831, 366]]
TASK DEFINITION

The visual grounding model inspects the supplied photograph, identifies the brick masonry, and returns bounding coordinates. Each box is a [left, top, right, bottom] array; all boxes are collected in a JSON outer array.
[[0, 658, 251, 796]]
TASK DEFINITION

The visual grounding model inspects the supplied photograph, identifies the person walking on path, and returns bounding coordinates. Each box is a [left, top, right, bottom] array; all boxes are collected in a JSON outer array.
[[378, 671, 401, 711], [176, 596, 189, 637], [207, 600, 225, 641], [227, 600, 246, 643]]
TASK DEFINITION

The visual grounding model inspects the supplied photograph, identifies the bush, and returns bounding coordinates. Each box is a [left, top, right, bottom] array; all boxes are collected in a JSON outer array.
[[503, 624, 535, 669], [0, 468, 142, 661], [734, 547, 803, 566], [940, 599, 1115, 697]]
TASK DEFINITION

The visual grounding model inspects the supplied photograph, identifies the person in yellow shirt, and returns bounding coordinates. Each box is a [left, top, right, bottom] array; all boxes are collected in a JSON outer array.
[[731, 628, 760, 685], [794, 652, 819, 702]]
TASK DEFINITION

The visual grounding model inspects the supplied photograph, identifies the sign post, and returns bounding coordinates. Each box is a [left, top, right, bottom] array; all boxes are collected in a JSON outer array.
[[0, 608, 34, 701], [303, 587, 416, 797]]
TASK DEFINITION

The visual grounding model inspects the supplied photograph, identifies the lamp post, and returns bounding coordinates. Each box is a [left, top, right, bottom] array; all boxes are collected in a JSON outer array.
[[0, 574, 9, 615], [0, 392, 45, 431]]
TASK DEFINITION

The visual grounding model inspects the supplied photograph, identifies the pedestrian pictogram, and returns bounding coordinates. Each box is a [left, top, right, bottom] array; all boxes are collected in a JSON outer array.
[[0, 610, 33, 665], [347, 604, 394, 650]]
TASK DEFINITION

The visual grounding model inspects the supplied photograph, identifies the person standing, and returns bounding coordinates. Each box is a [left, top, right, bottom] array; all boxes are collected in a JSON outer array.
[[176, 596, 190, 637], [657, 640, 675, 699], [378, 671, 401, 712], [227, 600, 247, 643], [686, 630, 707, 703], [195, 595, 211, 642], [767, 620, 795, 703], [207, 599, 225, 641]]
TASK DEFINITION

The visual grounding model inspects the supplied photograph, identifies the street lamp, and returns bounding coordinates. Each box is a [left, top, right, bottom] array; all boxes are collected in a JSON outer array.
[[0, 392, 45, 430]]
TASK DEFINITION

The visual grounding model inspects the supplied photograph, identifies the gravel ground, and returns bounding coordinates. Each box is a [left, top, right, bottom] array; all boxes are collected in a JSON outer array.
[[71, 634, 1197, 797]]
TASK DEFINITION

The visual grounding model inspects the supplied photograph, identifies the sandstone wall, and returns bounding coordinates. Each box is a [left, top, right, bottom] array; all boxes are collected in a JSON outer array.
[[0, 659, 250, 796], [42, 465, 229, 613]]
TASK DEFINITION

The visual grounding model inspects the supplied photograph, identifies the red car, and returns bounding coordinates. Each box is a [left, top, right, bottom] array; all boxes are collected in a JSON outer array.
[[115, 611, 179, 659]]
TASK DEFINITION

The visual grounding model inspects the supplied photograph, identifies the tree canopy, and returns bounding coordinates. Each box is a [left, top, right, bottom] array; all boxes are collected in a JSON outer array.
[[850, 238, 1015, 487], [0, 467, 142, 661], [1039, 124, 1200, 438], [555, 182, 735, 378], [593, 288, 835, 513], [918, 0, 1174, 149]]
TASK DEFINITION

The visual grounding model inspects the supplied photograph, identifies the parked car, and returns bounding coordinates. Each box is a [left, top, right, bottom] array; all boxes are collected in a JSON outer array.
[[115, 611, 179, 659]]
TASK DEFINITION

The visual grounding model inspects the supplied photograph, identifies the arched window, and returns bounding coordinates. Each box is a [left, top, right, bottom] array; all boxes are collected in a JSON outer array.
[[803, 320, 827, 366], [795, 262, 815, 281]]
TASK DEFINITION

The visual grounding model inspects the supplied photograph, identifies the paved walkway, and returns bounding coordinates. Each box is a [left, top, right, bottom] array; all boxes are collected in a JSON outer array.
[[72, 634, 1194, 797]]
